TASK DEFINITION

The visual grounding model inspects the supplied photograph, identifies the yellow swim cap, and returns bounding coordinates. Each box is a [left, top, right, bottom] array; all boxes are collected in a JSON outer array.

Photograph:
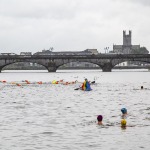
[[121, 119, 127, 126]]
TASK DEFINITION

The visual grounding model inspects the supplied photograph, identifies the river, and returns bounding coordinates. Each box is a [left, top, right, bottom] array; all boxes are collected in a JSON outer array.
[[0, 69, 150, 150]]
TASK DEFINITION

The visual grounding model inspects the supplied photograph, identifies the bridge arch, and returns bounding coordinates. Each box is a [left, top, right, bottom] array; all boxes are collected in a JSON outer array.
[[0, 60, 48, 72], [112, 58, 150, 68], [2, 62, 47, 71], [56, 60, 99, 70]]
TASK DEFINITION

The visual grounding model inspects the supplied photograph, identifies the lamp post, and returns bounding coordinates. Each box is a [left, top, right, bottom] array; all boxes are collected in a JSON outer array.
[[49, 47, 54, 59], [49, 47, 53, 54], [104, 47, 109, 53]]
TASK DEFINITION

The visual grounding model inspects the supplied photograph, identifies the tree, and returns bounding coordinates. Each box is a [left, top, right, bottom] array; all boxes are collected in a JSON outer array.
[[132, 47, 149, 54]]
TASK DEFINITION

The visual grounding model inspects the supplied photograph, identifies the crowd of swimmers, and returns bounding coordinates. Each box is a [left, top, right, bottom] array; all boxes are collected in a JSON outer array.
[[80, 78, 142, 128], [97, 107, 134, 128]]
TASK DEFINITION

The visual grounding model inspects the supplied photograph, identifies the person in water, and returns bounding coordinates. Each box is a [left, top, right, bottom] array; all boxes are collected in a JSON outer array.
[[121, 119, 134, 129], [140, 86, 149, 90], [121, 108, 127, 118], [81, 78, 92, 91], [121, 119, 127, 129], [97, 115, 103, 125]]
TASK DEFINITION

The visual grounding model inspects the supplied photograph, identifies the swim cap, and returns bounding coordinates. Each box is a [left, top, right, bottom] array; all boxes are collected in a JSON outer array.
[[121, 119, 127, 126], [97, 115, 103, 121], [121, 108, 127, 114]]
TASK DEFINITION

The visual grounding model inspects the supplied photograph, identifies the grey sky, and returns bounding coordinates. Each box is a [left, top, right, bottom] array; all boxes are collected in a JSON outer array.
[[0, 0, 150, 54]]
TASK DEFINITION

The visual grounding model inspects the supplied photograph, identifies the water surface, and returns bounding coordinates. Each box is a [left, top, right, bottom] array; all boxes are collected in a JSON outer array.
[[0, 70, 150, 150]]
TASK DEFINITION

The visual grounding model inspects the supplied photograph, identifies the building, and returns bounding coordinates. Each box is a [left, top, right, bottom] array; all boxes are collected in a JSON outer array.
[[113, 30, 140, 54], [84, 49, 98, 54], [33, 49, 98, 55], [33, 49, 99, 68], [20, 52, 32, 55], [0, 53, 17, 55]]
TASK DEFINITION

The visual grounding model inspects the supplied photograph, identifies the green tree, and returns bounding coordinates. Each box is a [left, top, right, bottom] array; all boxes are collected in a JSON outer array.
[[132, 47, 149, 54]]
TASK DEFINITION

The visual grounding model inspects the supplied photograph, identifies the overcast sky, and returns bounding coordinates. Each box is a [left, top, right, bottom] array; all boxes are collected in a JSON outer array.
[[0, 0, 150, 54]]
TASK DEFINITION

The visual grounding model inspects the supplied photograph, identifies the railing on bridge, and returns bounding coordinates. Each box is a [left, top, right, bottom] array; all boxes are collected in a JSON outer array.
[[1, 54, 150, 59]]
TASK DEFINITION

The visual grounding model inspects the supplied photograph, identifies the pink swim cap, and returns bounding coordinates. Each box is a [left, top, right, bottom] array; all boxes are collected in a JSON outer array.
[[97, 115, 103, 121]]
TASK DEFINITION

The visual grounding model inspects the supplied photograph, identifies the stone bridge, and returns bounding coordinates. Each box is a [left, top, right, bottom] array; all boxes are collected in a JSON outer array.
[[0, 54, 150, 72]]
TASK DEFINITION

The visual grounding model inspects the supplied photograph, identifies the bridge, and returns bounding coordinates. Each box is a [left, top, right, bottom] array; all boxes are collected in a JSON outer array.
[[0, 54, 150, 72]]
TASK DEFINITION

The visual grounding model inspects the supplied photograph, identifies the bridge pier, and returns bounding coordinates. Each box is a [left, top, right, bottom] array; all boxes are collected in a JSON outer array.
[[47, 66, 57, 72], [0, 67, 2, 73], [102, 67, 112, 72], [100, 63, 113, 72]]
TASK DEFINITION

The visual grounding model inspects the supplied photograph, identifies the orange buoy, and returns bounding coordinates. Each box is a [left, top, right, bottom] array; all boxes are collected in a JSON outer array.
[[64, 82, 68, 85], [37, 81, 42, 84], [25, 80, 30, 84]]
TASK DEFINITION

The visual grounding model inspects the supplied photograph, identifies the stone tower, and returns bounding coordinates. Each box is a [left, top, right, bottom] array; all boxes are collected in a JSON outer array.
[[123, 30, 131, 46], [113, 30, 140, 54], [122, 30, 132, 54]]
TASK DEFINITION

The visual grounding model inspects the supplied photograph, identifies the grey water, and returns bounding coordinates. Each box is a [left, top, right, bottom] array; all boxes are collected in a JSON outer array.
[[0, 70, 150, 150]]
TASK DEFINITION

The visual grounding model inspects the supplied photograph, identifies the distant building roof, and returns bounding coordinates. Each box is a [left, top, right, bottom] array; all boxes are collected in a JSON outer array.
[[33, 49, 97, 55], [20, 52, 32, 55], [84, 49, 98, 54]]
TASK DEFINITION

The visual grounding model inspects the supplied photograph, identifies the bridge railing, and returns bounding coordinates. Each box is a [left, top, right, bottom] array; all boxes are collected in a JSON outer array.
[[0, 54, 150, 59]]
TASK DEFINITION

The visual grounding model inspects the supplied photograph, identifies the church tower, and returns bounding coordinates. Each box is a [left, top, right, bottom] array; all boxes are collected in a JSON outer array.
[[113, 30, 140, 54], [122, 30, 132, 54], [123, 30, 132, 46]]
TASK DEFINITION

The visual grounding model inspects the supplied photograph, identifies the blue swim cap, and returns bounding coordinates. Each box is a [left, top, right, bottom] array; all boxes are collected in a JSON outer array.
[[121, 108, 127, 114]]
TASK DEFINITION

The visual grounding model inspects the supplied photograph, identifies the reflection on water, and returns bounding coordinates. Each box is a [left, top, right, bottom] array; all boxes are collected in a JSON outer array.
[[0, 70, 150, 150]]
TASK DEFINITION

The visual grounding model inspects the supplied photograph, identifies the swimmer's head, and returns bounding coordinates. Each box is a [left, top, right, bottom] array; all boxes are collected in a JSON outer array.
[[141, 86, 143, 89], [97, 115, 103, 122], [121, 119, 127, 126], [121, 108, 127, 114]]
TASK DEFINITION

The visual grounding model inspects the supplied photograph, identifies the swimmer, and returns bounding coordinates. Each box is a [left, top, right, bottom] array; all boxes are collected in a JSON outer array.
[[121, 108, 127, 118], [140, 86, 148, 90], [121, 119, 127, 129], [121, 119, 135, 129], [97, 115, 103, 125]]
